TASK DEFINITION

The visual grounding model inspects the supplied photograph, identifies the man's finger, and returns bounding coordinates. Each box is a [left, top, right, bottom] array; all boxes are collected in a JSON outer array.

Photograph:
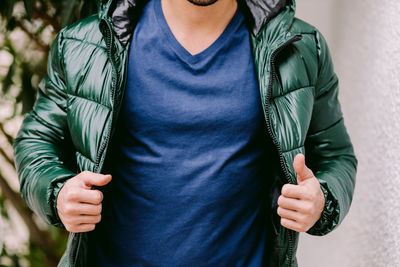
[[281, 184, 307, 199], [80, 171, 112, 188], [71, 215, 102, 225], [277, 196, 304, 211], [280, 218, 306, 232], [293, 154, 314, 183], [69, 224, 96, 233], [79, 189, 104, 205], [76, 203, 102, 216], [277, 207, 302, 221]]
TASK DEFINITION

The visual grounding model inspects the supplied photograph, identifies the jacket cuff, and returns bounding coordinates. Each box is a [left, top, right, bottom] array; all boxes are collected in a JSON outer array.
[[50, 177, 72, 229], [307, 178, 339, 236]]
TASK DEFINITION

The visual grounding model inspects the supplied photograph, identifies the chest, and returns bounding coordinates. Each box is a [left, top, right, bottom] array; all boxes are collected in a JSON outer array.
[[121, 15, 264, 141]]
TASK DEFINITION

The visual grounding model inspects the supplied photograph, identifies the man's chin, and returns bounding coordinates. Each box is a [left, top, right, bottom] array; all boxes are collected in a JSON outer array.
[[187, 0, 219, 7]]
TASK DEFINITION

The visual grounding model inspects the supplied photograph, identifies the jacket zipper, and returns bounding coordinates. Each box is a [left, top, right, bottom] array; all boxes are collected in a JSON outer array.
[[95, 20, 118, 173], [70, 20, 118, 267], [263, 34, 302, 267]]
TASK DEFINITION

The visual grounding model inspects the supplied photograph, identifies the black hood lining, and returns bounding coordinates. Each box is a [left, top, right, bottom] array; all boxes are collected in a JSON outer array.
[[106, 0, 287, 45]]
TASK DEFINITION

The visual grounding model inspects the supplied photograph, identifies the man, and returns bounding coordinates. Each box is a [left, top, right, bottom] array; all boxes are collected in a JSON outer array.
[[13, 0, 357, 266]]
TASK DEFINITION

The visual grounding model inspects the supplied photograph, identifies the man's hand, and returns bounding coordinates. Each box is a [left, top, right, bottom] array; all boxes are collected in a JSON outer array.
[[277, 154, 325, 232], [56, 171, 112, 233]]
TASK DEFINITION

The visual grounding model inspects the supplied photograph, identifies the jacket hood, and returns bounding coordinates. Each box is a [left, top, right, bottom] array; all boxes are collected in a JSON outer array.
[[98, 0, 296, 45]]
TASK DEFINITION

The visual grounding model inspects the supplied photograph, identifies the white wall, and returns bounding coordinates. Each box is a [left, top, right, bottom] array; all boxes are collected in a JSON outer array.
[[296, 1, 400, 266]]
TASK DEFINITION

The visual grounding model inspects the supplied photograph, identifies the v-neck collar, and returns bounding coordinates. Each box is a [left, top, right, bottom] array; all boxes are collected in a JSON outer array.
[[154, 0, 242, 65]]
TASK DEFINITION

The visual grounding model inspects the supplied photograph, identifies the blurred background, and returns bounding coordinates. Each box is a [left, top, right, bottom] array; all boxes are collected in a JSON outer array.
[[0, 0, 399, 266], [296, 1, 400, 267], [0, 1, 98, 266]]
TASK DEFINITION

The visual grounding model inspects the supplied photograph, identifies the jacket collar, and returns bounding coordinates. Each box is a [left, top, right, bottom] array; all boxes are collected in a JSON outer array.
[[98, 0, 295, 46]]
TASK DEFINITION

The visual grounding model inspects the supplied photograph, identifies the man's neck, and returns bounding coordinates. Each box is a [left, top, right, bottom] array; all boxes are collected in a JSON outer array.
[[161, 0, 238, 55]]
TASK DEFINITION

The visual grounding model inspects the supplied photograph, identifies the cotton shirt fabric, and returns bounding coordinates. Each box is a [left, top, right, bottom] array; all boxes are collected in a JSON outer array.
[[88, 0, 276, 265]]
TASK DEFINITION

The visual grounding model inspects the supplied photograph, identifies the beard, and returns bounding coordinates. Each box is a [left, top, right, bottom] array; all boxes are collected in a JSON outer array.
[[187, 0, 219, 6]]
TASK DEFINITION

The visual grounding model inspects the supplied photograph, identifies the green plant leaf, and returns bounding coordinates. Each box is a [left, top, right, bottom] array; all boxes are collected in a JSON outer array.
[[80, 0, 98, 19], [5, 17, 16, 31], [1, 59, 15, 95], [23, 0, 35, 20], [0, 0, 16, 22], [20, 65, 36, 114], [0, 195, 9, 220], [61, 0, 80, 27]]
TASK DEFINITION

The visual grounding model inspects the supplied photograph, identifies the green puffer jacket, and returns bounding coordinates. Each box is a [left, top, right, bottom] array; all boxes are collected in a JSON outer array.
[[13, 0, 357, 266]]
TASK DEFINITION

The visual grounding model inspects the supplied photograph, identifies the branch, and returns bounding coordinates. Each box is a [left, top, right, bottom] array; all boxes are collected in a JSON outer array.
[[14, 20, 49, 52], [0, 171, 59, 266], [0, 124, 15, 167], [32, 5, 61, 32], [0, 147, 13, 167], [0, 123, 14, 148]]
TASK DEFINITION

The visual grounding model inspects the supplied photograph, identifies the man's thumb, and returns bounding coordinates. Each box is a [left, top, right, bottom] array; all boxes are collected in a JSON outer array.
[[82, 172, 112, 187], [293, 154, 314, 183]]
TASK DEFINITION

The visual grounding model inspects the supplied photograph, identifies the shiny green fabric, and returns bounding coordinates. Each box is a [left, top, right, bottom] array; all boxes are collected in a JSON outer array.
[[13, 0, 357, 266]]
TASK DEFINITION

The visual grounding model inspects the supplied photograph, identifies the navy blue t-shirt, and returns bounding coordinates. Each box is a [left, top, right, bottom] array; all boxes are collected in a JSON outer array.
[[88, 0, 276, 265]]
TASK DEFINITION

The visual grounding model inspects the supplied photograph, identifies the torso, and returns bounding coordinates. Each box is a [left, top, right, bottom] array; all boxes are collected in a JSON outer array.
[[88, 0, 276, 265]]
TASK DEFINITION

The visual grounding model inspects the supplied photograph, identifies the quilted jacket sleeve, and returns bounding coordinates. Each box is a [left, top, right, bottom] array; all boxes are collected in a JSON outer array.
[[13, 30, 76, 229], [305, 30, 357, 236]]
